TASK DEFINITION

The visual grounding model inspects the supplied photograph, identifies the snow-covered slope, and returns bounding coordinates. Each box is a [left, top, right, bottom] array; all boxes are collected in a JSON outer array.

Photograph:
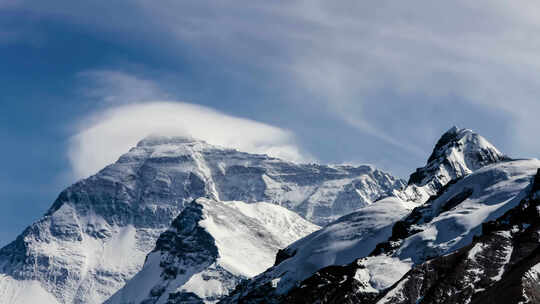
[[385, 159, 538, 264], [0, 136, 401, 304], [221, 197, 415, 303], [106, 198, 319, 304], [377, 168, 540, 304], [0, 274, 59, 304], [281, 159, 540, 304]]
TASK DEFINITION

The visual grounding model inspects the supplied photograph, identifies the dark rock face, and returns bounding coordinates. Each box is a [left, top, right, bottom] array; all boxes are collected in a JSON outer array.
[[378, 232, 515, 304], [219, 281, 281, 304], [532, 168, 540, 193], [273, 248, 296, 267], [283, 262, 378, 304], [469, 244, 540, 304], [165, 292, 204, 304], [153, 203, 219, 281]]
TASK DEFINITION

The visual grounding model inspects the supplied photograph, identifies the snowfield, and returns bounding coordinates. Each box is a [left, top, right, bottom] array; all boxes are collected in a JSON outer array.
[[223, 197, 415, 300]]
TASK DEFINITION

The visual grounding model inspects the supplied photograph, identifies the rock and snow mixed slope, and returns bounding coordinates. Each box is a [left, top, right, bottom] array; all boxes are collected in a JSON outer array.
[[0, 136, 402, 304], [221, 197, 415, 303], [377, 169, 540, 304], [106, 198, 319, 304], [281, 159, 540, 304], [119, 135, 404, 226], [379, 159, 538, 263], [220, 127, 511, 303]]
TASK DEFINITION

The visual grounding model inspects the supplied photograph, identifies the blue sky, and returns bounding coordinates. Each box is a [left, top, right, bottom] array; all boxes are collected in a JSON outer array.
[[1, 1, 540, 246]]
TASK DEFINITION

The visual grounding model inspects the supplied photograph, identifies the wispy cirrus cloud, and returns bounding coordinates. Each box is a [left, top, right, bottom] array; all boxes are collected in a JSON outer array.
[[6, 0, 540, 250], [5, 0, 540, 170], [76, 70, 170, 104]]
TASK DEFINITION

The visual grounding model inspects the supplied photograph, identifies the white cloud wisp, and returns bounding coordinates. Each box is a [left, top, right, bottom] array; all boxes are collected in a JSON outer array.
[[68, 101, 309, 179]]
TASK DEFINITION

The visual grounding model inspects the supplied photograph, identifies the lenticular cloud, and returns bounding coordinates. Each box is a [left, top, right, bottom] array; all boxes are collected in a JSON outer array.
[[68, 101, 309, 179]]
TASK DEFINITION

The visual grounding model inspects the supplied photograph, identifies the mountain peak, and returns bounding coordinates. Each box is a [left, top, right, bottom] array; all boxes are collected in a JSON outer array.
[[427, 126, 475, 163], [445, 125, 460, 134], [408, 127, 507, 190], [136, 134, 205, 147]]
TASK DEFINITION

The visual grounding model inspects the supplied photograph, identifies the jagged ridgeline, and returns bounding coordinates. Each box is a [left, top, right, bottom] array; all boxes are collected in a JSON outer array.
[[106, 198, 319, 304], [0, 135, 402, 304], [375, 168, 540, 304], [2, 127, 538, 304]]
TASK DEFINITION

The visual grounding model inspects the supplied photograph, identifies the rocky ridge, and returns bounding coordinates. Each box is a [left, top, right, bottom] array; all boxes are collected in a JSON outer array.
[[106, 198, 319, 304], [377, 168, 540, 304], [398, 126, 508, 203]]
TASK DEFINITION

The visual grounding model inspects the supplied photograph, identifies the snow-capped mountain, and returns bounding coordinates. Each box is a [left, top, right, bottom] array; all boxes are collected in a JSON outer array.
[[220, 127, 518, 303], [106, 198, 319, 304], [398, 126, 508, 203], [0, 135, 402, 304]]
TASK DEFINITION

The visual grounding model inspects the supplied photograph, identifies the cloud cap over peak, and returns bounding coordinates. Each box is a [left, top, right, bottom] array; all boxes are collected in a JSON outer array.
[[68, 101, 310, 179]]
